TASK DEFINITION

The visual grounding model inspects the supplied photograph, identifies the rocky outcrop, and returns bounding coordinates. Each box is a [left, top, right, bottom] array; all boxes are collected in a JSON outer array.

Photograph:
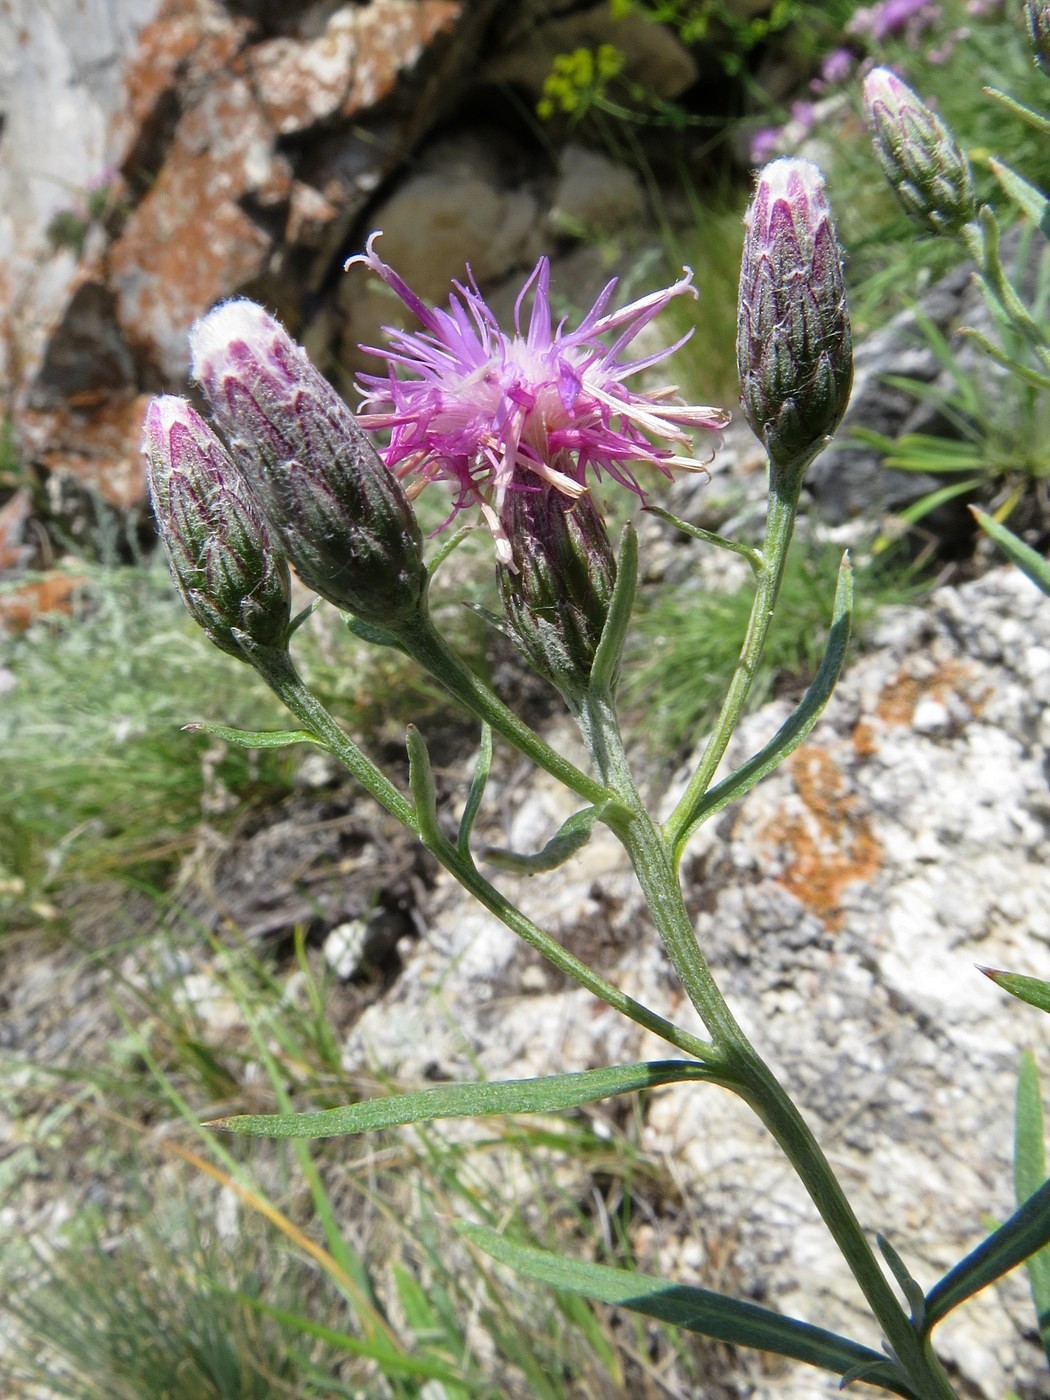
[[0, 0, 697, 597]]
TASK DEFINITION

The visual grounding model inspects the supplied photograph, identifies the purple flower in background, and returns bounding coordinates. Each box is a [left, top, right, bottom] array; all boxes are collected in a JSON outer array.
[[346, 234, 730, 566], [850, 0, 941, 43], [811, 46, 855, 94], [821, 47, 856, 85], [750, 125, 783, 165]]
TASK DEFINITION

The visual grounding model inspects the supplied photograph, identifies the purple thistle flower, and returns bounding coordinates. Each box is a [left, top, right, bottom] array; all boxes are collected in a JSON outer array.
[[346, 233, 730, 567], [820, 47, 856, 87], [850, 0, 941, 42]]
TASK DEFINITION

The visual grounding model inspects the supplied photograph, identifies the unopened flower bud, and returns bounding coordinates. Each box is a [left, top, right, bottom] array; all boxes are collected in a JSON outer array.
[[1025, 1, 1050, 76], [737, 158, 853, 490], [190, 300, 426, 627], [143, 396, 291, 659], [496, 480, 616, 704], [863, 67, 976, 236]]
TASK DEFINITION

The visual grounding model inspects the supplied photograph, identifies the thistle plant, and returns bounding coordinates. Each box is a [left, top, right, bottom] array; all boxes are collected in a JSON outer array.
[[142, 149, 1050, 1396]]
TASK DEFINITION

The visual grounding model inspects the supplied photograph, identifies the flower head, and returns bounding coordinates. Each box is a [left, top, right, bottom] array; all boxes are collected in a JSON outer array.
[[1026, 1, 1050, 74], [863, 67, 975, 237], [346, 234, 730, 565], [190, 299, 426, 626], [143, 395, 291, 659], [737, 158, 853, 490]]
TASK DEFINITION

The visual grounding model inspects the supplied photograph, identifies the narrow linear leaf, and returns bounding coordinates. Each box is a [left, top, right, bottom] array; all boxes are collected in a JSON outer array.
[[460, 1226, 915, 1397], [988, 157, 1050, 236], [970, 512, 1050, 598], [896, 478, 982, 525], [983, 86, 1050, 138], [288, 598, 320, 636], [209, 1060, 718, 1139], [877, 1234, 926, 1326], [182, 721, 319, 749], [341, 611, 410, 653], [924, 1175, 1050, 1332], [428, 523, 475, 576], [958, 327, 1050, 392], [590, 523, 638, 697], [485, 804, 601, 874], [1015, 1052, 1050, 1365], [646, 506, 763, 571], [406, 724, 443, 853], [675, 554, 852, 852], [457, 722, 492, 855]]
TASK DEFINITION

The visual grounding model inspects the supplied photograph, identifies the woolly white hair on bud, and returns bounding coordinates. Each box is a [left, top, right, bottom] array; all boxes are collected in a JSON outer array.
[[189, 298, 283, 381]]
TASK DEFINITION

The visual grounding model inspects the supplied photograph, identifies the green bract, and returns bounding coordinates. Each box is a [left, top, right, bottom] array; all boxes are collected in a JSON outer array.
[[496, 481, 617, 706]]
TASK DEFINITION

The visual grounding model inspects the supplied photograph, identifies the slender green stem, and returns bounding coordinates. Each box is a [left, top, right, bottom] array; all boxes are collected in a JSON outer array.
[[426, 818, 724, 1067], [665, 487, 799, 855], [960, 214, 1050, 370], [245, 643, 419, 832], [580, 691, 957, 1398], [250, 642, 720, 1067], [400, 613, 613, 808]]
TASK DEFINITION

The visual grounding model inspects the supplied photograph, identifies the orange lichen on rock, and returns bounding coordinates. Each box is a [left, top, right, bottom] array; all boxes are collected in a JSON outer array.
[[874, 658, 990, 726], [756, 745, 883, 929]]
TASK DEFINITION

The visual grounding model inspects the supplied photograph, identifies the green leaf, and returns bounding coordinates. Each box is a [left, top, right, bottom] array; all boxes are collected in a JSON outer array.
[[589, 523, 638, 698], [958, 327, 1050, 392], [484, 804, 602, 874], [895, 478, 982, 526], [341, 612, 410, 653], [970, 511, 1050, 598], [645, 506, 763, 572], [457, 722, 492, 855], [1015, 1051, 1050, 1365], [983, 86, 1050, 139], [673, 553, 853, 852], [406, 723, 443, 854], [877, 1234, 926, 1327], [460, 1226, 915, 1397], [181, 721, 319, 749], [924, 1175, 1050, 1333], [989, 157, 1050, 237], [209, 1060, 719, 1139]]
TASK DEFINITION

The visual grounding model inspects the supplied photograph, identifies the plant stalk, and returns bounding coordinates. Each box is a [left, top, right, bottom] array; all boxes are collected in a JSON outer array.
[[400, 614, 612, 808], [583, 698, 957, 1399], [665, 486, 800, 857]]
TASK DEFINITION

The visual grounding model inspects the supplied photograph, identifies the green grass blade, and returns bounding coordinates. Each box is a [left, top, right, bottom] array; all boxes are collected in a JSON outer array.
[[210, 1061, 719, 1139], [673, 553, 852, 851], [1015, 1052, 1050, 1365], [924, 1175, 1050, 1333], [459, 1226, 915, 1397], [224, 1291, 481, 1387], [896, 479, 983, 526], [970, 509, 1050, 596]]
